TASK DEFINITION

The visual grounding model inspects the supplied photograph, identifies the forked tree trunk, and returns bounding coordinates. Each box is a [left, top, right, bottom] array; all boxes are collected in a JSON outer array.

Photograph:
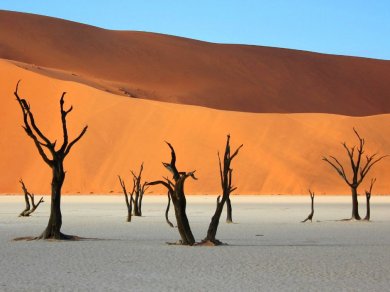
[[20, 192, 31, 216], [226, 197, 233, 223], [131, 163, 148, 217], [118, 175, 134, 222], [323, 128, 386, 221], [203, 135, 242, 245], [15, 82, 87, 240], [19, 179, 44, 217]]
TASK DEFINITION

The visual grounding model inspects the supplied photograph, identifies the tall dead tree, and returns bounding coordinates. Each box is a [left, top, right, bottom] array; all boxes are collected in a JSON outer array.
[[15, 81, 87, 239], [19, 179, 44, 217], [202, 135, 243, 245], [323, 128, 386, 220], [146, 142, 197, 245], [118, 176, 135, 222], [131, 163, 149, 216], [301, 190, 315, 223], [364, 178, 376, 221]]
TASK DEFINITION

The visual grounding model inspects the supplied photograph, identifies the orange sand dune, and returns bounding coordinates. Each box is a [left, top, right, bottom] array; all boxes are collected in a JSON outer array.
[[1, 60, 390, 195], [1, 10, 390, 116]]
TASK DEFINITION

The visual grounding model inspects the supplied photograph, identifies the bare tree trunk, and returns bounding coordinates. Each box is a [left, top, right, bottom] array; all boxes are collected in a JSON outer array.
[[205, 196, 224, 244], [39, 163, 66, 239], [301, 190, 315, 223], [364, 178, 375, 221], [170, 181, 195, 245], [173, 201, 194, 244], [138, 192, 143, 216], [365, 195, 370, 221], [351, 187, 361, 220], [133, 190, 140, 216], [226, 197, 233, 223]]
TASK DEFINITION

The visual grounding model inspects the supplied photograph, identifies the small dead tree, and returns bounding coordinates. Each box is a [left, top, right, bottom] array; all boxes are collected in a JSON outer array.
[[364, 178, 376, 221], [118, 175, 135, 222], [146, 142, 197, 245], [15, 81, 87, 239], [19, 179, 44, 217], [301, 190, 315, 223], [323, 128, 387, 220], [131, 163, 149, 216], [202, 135, 243, 245]]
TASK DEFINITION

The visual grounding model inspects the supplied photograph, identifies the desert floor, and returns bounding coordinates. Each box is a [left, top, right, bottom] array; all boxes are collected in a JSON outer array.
[[1, 195, 390, 291]]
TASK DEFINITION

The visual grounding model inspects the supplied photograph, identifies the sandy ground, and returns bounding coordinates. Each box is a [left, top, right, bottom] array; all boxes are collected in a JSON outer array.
[[1, 195, 390, 291]]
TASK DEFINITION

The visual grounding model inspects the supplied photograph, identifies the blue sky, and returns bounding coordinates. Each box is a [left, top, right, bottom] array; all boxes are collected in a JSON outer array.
[[1, 1, 389, 60]]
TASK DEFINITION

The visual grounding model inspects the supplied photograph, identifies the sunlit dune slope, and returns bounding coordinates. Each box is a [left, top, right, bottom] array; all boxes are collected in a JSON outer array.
[[1, 60, 390, 195], [1, 10, 390, 116]]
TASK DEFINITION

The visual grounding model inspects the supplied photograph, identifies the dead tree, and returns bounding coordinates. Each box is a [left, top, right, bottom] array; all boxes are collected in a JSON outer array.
[[364, 178, 376, 221], [19, 179, 44, 217], [118, 175, 135, 222], [301, 190, 315, 223], [146, 142, 197, 245], [15, 81, 87, 239], [202, 135, 243, 245], [323, 128, 387, 220], [131, 163, 149, 216]]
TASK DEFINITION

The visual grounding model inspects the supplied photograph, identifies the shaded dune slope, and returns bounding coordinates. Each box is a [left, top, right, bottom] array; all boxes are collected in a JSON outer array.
[[1, 10, 390, 116]]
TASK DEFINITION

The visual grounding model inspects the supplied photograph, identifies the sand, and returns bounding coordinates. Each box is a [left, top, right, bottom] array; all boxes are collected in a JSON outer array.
[[1, 59, 390, 195], [1, 10, 390, 116], [1, 195, 390, 291], [1, 10, 390, 195]]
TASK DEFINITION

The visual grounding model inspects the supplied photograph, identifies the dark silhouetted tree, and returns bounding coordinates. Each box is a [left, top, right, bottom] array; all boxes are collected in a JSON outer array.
[[202, 135, 242, 245], [18, 179, 44, 217], [131, 163, 149, 216], [118, 175, 135, 222], [146, 142, 197, 245], [364, 178, 376, 221], [301, 190, 315, 223], [15, 81, 87, 239], [323, 128, 386, 220]]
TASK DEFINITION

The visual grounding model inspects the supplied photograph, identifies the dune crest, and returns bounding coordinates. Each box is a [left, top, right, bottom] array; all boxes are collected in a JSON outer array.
[[1, 10, 390, 116]]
